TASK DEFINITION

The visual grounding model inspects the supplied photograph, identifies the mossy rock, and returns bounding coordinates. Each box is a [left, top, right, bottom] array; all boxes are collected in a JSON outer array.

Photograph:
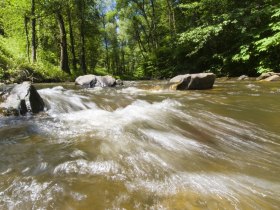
[[7, 65, 45, 83]]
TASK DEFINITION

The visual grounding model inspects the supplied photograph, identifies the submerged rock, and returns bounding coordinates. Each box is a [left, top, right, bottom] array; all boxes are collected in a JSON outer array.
[[75, 75, 116, 88], [116, 79, 124, 86], [0, 82, 44, 116], [170, 73, 216, 90], [237, 75, 249, 81]]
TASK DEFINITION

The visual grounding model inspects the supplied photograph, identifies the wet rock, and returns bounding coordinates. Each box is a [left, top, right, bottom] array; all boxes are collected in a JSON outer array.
[[257, 72, 280, 81], [75, 74, 97, 88], [95, 75, 116, 87], [0, 82, 45, 116], [75, 75, 116, 88], [264, 75, 280, 82], [237, 75, 249, 81], [6, 66, 45, 83], [0, 84, 14, 101], [170, 73, 216, 90], [0, 83, 4, 97], [116, 79, 124, 86]]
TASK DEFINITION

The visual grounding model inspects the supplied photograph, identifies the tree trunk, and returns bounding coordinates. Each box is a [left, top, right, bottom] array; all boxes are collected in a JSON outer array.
[[79, 1, 87, 75], [171, 1, 177, 34], [56, 10, 70, 74], [67, 7, 77, 71], [102, 14, 110, 72], [31, 0, 36, 63], [80, 25, 87, 74], [150, 0, 158, 49], [24, 15, 30, 63], [166, 0, 176, 40]]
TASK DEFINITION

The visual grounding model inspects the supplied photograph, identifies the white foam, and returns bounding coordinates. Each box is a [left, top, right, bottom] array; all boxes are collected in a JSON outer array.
[[45, 99, 182, 139], [53, 159, 120, 176], [117, 87, 145, 94], [127, 172, 280, 206], [0, 178, 64, 209], [39, 87, 97, 115], [141, 129, 205, 152]]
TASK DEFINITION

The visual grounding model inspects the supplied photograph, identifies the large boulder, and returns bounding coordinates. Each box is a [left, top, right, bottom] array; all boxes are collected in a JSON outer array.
[[264, 75, 280, 82], [75, 74, 96, 87], [95, 75, 117, 87], [0, 82, 44, 116], [257, 72, 280, 81], [75, 75, 116, 88], [170, 73, 216, 90]]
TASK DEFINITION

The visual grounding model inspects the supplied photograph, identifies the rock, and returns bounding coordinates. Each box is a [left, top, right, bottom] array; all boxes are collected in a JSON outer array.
[[0, 84, 14, 100], [170, 73, 216, 90], [6, 67, 45, 83], [257, 72, 280, 81], [0, 83, 4, 97], [257, 72, 275, 80], [0, 82, 45, 116], [75, 74, 97, 87], [264, 75, 280, 82], [237, 75, 249, 81], [116, 79, 124, 86], [75, 75, 116, 88], [95, 75, 116, 87]]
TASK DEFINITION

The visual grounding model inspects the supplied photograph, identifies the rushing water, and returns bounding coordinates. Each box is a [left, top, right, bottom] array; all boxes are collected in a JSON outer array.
[[0, 79, 280, 210]]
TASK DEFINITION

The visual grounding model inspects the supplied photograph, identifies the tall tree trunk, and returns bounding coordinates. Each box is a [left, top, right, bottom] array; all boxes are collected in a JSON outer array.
[[67, 7, 77, 71], [79, 0, 87, 75], [24, 15, 30, 63], [31, 0, 36, 63], [171, 1, 177, 34], [166, 0, 176, 41], [121, 42, 125, 74], [134, 23, 147, 60], [150, 0, 158, 49], [80, 23, 87, 75], [102, 14, 110, 71], [131, 0, 153, 51], [56, 10, 70, 74]]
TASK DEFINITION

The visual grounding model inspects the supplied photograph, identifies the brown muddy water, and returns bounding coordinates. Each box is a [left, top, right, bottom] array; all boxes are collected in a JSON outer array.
[[0, 80, 280, 210]]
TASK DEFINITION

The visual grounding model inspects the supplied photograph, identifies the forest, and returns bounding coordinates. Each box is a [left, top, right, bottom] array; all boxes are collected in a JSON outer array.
[[0, 0, 279, 82]]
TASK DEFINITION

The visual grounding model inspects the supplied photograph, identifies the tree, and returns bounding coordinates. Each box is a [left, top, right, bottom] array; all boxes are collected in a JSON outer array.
[[1, 0, 280, 82], [56, 8, 70, 74], [76, 0, 87, 74], [31, 0, 37, 63], [67, 4, 77, 71]]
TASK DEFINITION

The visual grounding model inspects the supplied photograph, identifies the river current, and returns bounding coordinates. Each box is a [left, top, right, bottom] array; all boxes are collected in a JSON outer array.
[[0, 80, 280, 209]]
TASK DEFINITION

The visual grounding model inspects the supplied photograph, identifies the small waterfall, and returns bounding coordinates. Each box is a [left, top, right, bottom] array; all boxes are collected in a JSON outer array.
[[39, 86, 98, 115]]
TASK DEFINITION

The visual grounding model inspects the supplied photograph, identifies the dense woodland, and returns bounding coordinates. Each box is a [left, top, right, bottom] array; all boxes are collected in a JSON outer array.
[[0, 0, 279, 82]]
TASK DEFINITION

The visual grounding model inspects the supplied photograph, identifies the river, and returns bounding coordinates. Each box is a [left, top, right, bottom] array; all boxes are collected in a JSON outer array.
[[0, 79, 280, 209]]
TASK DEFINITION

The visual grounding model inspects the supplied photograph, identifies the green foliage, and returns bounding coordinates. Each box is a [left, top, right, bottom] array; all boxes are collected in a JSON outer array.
[[133, 66, 145, 79], [0, 35, 71, 83], [0, 0, 280, 82], [255, 33, 280, 52], [232, 45, 250, 62], [179, 24, 224, 56], [175, 0, 280, 76]]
